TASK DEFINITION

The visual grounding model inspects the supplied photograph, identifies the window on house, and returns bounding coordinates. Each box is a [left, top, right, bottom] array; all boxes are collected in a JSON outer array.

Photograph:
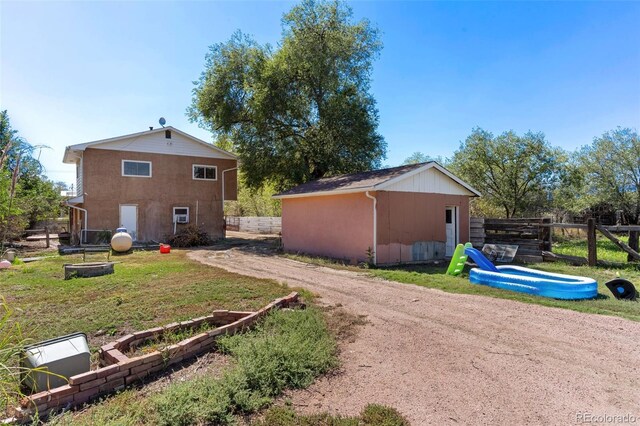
[[122, 160, 152, 177], [165, 130, 172, 139], [192, 165, 217, 181], [173, 207, 190, 224]]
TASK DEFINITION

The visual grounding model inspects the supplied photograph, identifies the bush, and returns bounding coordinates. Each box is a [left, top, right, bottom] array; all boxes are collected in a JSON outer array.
[[255, 404, 410, 426], [150, 307, 337, 425], [165, 224, 213, 247], [0, 297, 28, 412]]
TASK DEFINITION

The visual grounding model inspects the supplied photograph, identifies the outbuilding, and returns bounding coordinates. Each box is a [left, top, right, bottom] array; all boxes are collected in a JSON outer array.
[[274, 162, 480, 265]]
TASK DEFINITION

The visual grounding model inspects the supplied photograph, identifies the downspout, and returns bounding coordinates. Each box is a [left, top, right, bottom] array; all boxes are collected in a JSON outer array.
[[66, 202, 88, 245], [221, 167, 238, 238], [365, 191, 377, 265]]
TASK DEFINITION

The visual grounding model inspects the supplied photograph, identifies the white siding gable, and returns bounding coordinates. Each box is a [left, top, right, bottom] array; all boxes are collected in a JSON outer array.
[[89, 131, 231, 159], [383, 167, 475, 196]]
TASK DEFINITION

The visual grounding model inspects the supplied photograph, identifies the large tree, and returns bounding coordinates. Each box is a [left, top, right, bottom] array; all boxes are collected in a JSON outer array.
[[578, 128, 640, 224], [449, 128, 563, 218], [190, 0, 386, 190], [0, 111, 63, 241]]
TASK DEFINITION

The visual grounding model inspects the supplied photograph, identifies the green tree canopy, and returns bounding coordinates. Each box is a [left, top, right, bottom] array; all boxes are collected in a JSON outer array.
[[449, 128, 563, 218], [190, 0, 386, 190], [578, 128, 640, 224], [0, 110, 63, 240], [402, 152, 448, 166]]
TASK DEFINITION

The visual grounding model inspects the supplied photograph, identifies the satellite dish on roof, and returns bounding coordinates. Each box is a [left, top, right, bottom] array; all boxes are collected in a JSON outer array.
[[159, 117, 166, 127]]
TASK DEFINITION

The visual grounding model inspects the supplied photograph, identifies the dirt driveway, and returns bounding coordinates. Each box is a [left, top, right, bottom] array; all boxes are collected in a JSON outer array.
[[189, 245, 640, 425]]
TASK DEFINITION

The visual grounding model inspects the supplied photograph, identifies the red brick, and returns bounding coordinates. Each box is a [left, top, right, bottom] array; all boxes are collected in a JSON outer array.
[[73, 386, 100, 404], [163, 322, 181, 332], [99, 378, 125, 393], [49, 384, 77, 399], [125, 371, 148, 385], [20, 391, 49, 408], [105, 368, 130, 382], [69, 371, 97, 385], [95, 364, 120, 379], [114, 333, 135, 349], [142, 352, 163, 364], [79, 377, 106, 391], [100, 342, 116, 352]]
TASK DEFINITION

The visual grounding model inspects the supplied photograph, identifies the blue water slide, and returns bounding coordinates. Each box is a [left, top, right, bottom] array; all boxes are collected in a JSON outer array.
[[464, 247, 500, 273]]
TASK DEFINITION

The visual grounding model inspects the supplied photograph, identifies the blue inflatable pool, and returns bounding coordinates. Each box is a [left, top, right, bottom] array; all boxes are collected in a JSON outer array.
[[465, 248, 598, 300]]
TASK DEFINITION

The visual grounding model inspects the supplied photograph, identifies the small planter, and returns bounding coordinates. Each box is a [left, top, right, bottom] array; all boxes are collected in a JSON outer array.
[[64, 262, 115, 280]]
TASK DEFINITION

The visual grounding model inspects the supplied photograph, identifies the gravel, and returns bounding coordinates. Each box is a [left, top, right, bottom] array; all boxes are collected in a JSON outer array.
[[189, 248, 640, 425]]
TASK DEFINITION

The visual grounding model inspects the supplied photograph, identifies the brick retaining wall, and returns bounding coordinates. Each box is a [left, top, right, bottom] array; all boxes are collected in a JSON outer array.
[[14, 292, 300, 422]]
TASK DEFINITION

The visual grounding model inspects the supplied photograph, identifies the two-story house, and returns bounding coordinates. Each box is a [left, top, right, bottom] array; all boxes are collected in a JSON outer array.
[[62, 126, 237, 244]]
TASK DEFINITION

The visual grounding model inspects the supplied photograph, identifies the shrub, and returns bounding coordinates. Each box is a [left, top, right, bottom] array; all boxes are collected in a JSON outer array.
[[0, 297, 28, 412], [151, 307, 337, 425], [165, 224, 213, 247]]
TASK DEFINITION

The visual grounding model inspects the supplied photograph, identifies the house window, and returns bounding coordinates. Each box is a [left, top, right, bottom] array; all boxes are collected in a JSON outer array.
[[192, 165, 217, 181], [165, 130, 172, 139], [122, 160, 152, 177], [173, 207, 189, 224]]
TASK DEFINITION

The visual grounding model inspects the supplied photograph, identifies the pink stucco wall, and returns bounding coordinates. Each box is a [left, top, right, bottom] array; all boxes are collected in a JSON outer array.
[[376, 191, 470, 264], [281, 192, 374, 263]]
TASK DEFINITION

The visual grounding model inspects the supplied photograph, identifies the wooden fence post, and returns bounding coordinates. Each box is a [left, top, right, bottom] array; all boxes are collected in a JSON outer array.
[[587, 218, 597, 266], [45, 226, 50, 248], [539, 218, 552, 251], [629, 231, 639, 262]]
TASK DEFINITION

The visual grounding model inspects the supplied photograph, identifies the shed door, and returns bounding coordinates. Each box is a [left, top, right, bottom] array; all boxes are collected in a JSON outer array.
[[119, 205, 137, 241], [445, 207, 457, 257]]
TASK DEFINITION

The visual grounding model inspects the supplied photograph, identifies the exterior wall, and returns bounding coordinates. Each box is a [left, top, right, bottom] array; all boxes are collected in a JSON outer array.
[[376, 191, 470, 264], [383, 166, 475, 196], [82, 148, 237, 242], [87, 129, 235, 160], [282, 193, 373, 263]]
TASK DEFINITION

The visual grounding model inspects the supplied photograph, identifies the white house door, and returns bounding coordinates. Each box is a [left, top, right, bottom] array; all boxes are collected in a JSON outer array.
[[119, 205, 137, 241], [445, 207, 457, 257]]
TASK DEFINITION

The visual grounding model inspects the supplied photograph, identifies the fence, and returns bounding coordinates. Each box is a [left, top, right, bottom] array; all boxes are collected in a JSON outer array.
[[225, 216, 282, 234], [470, 217, 640, 265]]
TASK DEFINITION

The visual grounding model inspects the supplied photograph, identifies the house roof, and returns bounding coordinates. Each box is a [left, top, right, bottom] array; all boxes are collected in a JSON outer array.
[[62, 126, 236, 163], [273, 162, 481, 199]]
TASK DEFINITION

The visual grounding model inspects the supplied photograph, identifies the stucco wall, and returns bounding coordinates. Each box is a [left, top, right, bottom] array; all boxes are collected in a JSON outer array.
[[376, 191, 470, 264], [82, 148, 237, 241], [282, 193, 374, 263]]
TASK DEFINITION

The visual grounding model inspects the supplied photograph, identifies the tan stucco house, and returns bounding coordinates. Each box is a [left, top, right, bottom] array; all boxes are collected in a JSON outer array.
[[274, 162, 480, 265], [63, 126, 237, 244]]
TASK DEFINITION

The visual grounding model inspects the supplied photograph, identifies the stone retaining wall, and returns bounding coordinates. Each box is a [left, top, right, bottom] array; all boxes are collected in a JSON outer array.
[[14, 292, 300, 421]]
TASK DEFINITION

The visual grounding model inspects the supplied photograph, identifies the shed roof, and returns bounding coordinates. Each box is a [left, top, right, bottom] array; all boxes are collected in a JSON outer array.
[[273, 162, 481, 199]]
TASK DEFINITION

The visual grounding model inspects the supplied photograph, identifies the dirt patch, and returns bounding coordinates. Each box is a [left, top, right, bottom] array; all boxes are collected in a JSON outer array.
[[189, 247, 640, 425]]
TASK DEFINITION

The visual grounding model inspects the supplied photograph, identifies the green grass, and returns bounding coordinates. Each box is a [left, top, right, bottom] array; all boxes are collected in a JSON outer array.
[[49, 308, 338, 426], [0, 250, 292, 346], [284, 253, 640, 322], [553, 234, 634, 263], [254, 404, 409, 426]]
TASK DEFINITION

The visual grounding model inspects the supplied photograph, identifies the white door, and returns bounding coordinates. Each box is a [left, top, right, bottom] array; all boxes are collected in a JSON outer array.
[[445, 207, 457, 257], [119, 205, 137, 241]]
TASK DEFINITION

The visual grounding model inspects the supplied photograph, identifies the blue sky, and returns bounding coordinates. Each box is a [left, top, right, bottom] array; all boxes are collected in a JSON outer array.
[[1, 1, 639, 186]]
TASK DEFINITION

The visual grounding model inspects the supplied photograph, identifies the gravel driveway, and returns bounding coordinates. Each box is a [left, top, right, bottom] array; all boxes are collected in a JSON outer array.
[[189, 246, 640, 425]]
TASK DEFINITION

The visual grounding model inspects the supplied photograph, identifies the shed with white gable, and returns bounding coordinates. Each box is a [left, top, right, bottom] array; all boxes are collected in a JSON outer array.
[[274, 162, 481, 265]]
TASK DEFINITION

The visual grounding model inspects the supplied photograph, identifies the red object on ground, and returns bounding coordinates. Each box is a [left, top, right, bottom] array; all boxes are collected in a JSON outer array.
[[160, 244, 171, 254]]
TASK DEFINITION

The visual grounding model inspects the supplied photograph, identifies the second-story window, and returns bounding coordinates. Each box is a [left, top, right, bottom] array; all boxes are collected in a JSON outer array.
[[122, 160, 152, 177], [192, 165, 217, 181]]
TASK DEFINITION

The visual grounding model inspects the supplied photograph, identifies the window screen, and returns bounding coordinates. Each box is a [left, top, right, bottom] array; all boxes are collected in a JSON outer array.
[[193, 165, 217, 180], [123, 161, 151, 177]]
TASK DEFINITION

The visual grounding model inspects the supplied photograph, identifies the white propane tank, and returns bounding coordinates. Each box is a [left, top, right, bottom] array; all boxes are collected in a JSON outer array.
[[111, 227, 133, 252]]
